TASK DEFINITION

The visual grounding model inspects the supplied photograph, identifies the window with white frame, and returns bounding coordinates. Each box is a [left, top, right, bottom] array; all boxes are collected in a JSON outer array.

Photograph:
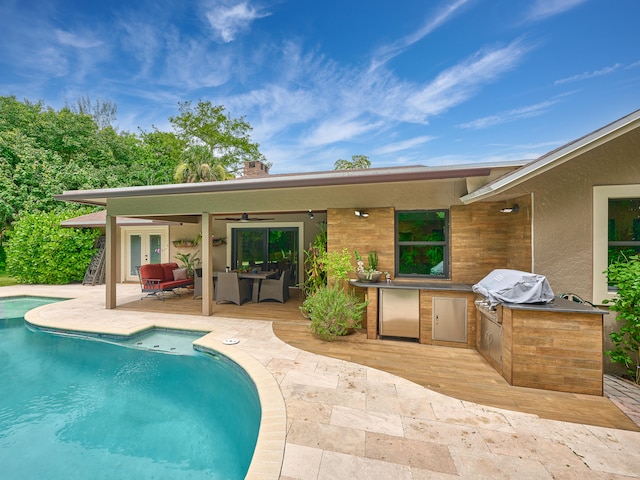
[[593, 185, 640, 303]]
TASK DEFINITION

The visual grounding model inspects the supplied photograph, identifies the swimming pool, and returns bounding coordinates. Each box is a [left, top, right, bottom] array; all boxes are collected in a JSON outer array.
[[0, 296, 261, 480]]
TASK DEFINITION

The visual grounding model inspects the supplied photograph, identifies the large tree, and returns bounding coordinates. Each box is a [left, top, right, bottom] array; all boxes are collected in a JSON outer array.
[[169, 100, 267, 181], [334, 154, 371, 170]]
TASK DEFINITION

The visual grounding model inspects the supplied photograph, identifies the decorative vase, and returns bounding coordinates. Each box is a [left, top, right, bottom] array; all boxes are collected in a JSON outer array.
[[356, 271, 382, 283]]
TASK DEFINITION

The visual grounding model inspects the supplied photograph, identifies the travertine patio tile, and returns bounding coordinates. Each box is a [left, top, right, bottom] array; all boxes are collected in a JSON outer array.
[[402, 416, 491, 455], [267, 358, 317, 382], [281, 368, 339, 389], [397, 396, 438, 419], [449, 449, 553, 479], [287, 419, 366, 456], [280, 443, 322, 480], [479, 429, 586, 468], [285, 398, 332, 424], [430, 402, 516, 433], [330, 405, 404, 436], [563, 431, 640, 477], [365, 431, 457, 474], [314, 359, 368, 380], [317, 450, 412, 480], [280, 384, 367, 410], [410, 466, 462, 479]]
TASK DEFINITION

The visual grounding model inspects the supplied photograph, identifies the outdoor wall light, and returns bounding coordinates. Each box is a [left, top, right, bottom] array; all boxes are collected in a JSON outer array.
[[354, 210, 369, 218], [307, 210, 314, 219], [500, 204, 519, 214]]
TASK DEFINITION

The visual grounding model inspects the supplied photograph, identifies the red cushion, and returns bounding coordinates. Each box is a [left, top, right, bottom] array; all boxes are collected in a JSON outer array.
[[160, 263, 179, 281], [160, 279, 194, 290], [140, 263, 164, 280]]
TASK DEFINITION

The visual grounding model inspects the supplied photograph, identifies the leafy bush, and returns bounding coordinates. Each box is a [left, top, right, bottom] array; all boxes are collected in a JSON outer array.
[[301, 284, 368, 341], [5, 208, 100, 284], [604, 254, 640, 382]]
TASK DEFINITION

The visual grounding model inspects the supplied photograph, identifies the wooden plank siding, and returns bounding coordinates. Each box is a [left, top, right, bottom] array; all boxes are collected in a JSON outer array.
[[501, 307, 604, 395], [450, 194, 532, 285]]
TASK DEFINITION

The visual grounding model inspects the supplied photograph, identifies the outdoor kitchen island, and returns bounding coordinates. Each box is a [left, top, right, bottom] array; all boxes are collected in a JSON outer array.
[[351, 280, 477, 348], [486, 299, 607, 396], [352, 280, 607, 396]]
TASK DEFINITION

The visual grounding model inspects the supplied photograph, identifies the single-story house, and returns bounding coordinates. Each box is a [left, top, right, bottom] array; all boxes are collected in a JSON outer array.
[[55, 109, 640, 384]]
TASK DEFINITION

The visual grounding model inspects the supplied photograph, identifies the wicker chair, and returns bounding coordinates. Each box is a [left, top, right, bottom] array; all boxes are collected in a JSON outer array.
[[192, 268, 203, 299], [215, 272, 252, 305], [258, 269, 290, 303]]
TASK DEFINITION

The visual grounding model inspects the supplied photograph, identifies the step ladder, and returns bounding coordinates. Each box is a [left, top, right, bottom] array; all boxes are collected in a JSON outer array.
[[83, 236, 106, 286]]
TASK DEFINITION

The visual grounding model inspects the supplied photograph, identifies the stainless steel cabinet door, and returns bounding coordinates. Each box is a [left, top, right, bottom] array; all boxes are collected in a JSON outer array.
[[379, 288, 420, 338], [432, 297, 467, 343]]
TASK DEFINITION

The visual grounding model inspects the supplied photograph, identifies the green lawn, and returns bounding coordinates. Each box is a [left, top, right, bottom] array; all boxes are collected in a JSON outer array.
[[0, 273, 19, 287]]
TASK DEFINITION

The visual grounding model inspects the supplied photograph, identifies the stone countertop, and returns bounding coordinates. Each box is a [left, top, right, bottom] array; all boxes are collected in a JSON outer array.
[[349, 279, 473, 292], [502, 297, 607, 315]]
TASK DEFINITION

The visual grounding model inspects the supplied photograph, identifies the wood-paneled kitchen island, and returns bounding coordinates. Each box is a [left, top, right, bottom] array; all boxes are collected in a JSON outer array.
[[352, 280, 607, 396]]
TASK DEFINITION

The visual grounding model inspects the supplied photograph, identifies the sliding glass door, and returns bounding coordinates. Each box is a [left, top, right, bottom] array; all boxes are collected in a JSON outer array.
[[231, 227, 299, 285]]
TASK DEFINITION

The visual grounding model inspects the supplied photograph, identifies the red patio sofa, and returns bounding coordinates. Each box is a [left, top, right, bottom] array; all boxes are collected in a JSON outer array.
[[137, 262, 193, 299]]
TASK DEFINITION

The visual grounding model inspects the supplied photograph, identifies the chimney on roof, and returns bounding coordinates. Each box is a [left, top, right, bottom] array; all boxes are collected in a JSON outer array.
[[244, 160, 269, 177]]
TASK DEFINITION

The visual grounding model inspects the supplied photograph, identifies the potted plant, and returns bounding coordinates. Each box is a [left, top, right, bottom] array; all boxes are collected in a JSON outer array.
[[301, 247, 368, 341], [354, 250, 382, 282], [173, 234, 201, 248], [212, 235, 226, 246], [174, 251, 200, 277]]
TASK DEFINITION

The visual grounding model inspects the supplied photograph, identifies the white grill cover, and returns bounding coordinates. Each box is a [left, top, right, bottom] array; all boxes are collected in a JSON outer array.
[[472, 269, 554, 307]]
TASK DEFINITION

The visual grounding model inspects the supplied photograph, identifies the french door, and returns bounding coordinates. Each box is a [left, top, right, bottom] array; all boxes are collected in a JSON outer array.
[[230, 227, 299, 286], [121, 227, 169, 282]]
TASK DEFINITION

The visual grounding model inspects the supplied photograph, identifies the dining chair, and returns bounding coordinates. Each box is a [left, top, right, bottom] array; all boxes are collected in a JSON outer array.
[[215, 272, 252, 305], [192, 268, 203, 299], [258, 269, 290, 303]]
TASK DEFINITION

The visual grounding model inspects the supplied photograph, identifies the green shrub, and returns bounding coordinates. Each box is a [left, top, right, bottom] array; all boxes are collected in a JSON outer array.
[[5, 208, 100, 284], [301, 284, 368, 341], [302, 224, 327, 297], [604, 254, 640, 382]]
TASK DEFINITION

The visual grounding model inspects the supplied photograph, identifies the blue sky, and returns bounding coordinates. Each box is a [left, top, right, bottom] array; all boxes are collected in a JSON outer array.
[[1, 0, 639, 174]]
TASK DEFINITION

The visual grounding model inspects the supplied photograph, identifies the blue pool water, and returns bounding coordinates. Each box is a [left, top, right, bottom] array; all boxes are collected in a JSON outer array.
[[0, 296, 261, 480]]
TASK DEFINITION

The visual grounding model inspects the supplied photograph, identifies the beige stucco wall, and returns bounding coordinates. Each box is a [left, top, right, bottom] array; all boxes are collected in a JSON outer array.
[[494, 127, 640, 302]]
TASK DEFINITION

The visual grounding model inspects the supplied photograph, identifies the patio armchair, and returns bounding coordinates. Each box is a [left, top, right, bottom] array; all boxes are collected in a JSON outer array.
[[258, 269, 290, 303], [215, 272, 252, 305]]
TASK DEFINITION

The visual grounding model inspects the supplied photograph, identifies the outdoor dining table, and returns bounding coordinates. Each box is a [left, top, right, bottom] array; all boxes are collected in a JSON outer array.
[[213, 270, 279, 302], [238, 270, 279, 302]]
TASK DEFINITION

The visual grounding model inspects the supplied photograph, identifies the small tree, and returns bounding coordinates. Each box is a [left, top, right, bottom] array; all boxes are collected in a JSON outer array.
[[604, 254, 640, 383], [169, 100, 268, 179], [334, 154, 371, 170]]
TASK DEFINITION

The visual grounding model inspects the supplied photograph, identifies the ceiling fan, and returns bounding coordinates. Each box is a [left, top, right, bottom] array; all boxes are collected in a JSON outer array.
[[223, 213, 275, 222]]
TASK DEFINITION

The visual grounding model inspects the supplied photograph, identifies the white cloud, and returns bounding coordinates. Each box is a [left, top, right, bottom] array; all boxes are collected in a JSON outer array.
[[405, 40, 530, 121], [304, 118, 384, 147], [554, 63, 623, 85], [458, 100, 558, 129], [374, 136, 436, 155], [54, 29, 103, 49], [370, 0, 470, 70], [204, 1, 271, 43], [525, 0, 587, 21]]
